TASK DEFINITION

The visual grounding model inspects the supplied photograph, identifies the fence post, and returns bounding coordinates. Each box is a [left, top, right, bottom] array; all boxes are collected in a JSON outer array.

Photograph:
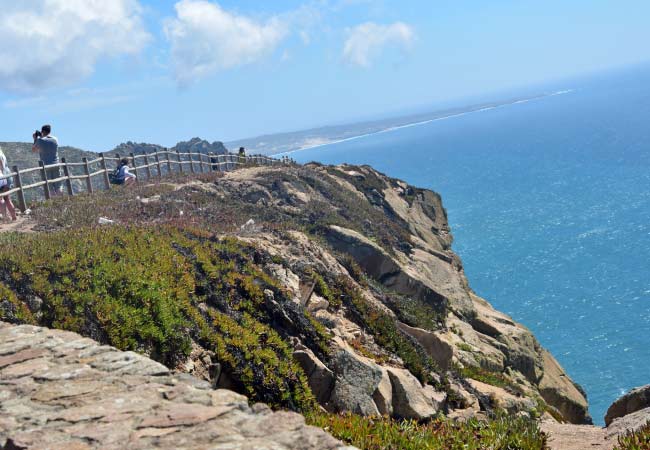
[[176, 151, 184, 174], [129, 153, 139, 180], [82, 157, 93, 193], [199, 152, 205, 173], [154, 152, 162, 178], [165, 149, 172, 175], [189, 153, 196, 174], [12, 166, 26, 213], [143, 151, 152, 180], [61, 158, 74, 196], [100, 153, 111, 190], [39, 161, 51, 200]]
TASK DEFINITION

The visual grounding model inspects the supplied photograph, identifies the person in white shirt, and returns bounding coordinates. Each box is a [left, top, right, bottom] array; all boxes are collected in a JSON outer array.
[[0, 147, 17, 221], [113, 158, 137, 186]]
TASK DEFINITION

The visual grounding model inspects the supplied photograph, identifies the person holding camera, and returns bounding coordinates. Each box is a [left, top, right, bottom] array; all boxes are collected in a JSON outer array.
[[32, 124, 62, 195]]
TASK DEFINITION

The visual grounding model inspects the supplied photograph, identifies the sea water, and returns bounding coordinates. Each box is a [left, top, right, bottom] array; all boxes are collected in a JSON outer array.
[[291, 66, 650, 424]]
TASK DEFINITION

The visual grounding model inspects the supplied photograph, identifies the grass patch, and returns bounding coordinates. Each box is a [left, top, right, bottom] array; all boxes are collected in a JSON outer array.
[[307, 411, 548, 450], [0, 225, 322, 412], [457, 343, 473, 352]]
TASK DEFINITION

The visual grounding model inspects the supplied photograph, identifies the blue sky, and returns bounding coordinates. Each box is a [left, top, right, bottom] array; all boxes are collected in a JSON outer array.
[[1, 0, 649, 151]]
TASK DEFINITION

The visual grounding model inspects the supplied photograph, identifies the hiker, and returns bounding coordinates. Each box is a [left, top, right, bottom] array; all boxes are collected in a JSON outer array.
[[31, 124, 62, 195], [110, 158, 136, 186], [238, 147, 246, 157], [0, 147, 17, 221]]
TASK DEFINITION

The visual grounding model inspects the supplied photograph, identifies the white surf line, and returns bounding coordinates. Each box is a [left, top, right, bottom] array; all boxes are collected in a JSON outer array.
[[276, 89, 574, 157]]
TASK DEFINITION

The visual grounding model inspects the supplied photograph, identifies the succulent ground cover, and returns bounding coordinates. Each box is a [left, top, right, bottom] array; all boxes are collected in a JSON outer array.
[[615, 422, 650, 450], [0, 225, 321, 411], [307, 412, 548, 450]]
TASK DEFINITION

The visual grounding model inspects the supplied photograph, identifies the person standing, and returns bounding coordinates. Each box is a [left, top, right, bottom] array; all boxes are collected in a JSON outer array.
[[0, 146, 17, 221], [32, 124, 62, 195]]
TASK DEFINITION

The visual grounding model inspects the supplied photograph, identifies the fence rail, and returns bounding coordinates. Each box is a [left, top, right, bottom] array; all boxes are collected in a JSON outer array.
[[1, 150, 292, 213]]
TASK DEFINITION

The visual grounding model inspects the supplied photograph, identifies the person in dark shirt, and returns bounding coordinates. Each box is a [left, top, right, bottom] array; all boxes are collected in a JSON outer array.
[[32, 124, 62, 194]]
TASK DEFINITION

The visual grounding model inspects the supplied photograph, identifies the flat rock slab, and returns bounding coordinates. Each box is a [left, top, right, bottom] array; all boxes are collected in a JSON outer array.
[[0, 322, 352, 450], [541, 420, 614, 450]]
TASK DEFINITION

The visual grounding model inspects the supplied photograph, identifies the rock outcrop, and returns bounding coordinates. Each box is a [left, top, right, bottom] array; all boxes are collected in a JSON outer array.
[[1, 162, 591, 429], [0, 322, 351, 450], [113, 137, 228, 156], [605, 384, 650, 426]]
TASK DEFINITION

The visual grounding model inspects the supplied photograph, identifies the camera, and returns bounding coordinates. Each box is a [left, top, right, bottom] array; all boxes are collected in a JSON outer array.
[[34, 130, 42, 138]]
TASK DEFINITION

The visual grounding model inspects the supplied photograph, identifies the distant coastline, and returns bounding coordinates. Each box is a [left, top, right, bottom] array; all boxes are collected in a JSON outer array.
[[227, 89, 575, 156]]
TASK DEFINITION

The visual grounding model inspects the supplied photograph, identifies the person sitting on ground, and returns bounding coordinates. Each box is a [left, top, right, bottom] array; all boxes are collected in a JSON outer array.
[[0, 147, 17, 221], [110, 158, 136, 186], [31, 124, 62, 195]]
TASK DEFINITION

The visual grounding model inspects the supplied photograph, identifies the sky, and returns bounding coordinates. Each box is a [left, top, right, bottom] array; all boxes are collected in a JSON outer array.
[[1, 0, 649, 152]]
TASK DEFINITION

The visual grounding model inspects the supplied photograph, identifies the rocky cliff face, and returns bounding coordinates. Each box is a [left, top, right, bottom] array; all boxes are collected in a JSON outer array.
[[211, 164, 590, 424], [0, 163, 590, 430]]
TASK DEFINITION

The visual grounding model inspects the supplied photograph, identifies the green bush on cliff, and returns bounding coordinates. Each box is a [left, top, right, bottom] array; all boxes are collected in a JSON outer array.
[[0, 226, 321, 412], [307, 411, 548, 450], [615, 422, 650, 450]]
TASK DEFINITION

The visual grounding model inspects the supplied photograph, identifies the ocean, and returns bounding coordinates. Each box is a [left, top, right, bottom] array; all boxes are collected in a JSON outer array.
[[290, 66, 650, 424]]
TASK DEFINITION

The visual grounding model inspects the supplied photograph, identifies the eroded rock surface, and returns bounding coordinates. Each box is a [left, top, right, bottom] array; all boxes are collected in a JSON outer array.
[[0, 322, 351, 450], [605, 384, 650, 426]]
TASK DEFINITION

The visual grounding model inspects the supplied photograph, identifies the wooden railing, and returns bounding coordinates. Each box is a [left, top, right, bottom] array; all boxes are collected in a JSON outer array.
[[0, 150, 292, 212]]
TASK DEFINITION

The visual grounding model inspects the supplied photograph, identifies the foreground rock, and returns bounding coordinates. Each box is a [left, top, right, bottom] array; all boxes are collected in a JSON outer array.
[[605, 384, 650, 426], [0, 322, 351, 450]]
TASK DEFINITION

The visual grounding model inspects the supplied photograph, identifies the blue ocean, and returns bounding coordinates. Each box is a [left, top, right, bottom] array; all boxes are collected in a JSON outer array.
[[291, 66, 650, 425]]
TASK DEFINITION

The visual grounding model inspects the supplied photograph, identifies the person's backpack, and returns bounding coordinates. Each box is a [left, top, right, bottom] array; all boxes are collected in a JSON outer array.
[[108, 166, 121, 184]]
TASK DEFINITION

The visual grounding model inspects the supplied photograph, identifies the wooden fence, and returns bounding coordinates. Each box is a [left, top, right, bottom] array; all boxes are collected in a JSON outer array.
[[0, 150, 291, 213]]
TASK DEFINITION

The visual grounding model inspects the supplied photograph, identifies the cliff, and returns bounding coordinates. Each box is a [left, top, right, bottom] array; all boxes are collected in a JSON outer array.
[[0, 163, 590, 447]]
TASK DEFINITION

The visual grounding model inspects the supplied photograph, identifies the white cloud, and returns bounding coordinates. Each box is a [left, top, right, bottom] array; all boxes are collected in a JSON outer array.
[[0, 0, 150, 94], [165, 0, 290, 86], [343, 22, 415, 67]]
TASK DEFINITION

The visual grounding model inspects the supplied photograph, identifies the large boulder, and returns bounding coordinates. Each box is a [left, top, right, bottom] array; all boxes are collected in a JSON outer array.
[[387, 367, 445, 420], [329, 343, 385, 416], [605, 385, 650, 426], [397, 322, 454, 371], [606, 407, 650, 438], [466, 379, 536, 415], [293, 348, 335, 404], [538, 350, 592, 424]]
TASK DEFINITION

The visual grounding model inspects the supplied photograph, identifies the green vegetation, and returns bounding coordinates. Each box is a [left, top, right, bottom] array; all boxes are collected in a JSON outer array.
[[307, 412, 548, 450], [457, 343, 474, 352], [380, 289, 446, 332], [0, 225, 324, 412], [459, 366, 527, 398], [339, 280, 439, 385], [615, 422, 650, 450]]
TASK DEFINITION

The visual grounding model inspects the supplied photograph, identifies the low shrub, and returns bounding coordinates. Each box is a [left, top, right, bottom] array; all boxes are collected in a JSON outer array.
[[307, 411, 548, 450], [0, 225, 320, 412], [615, 421, 650, 450]]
